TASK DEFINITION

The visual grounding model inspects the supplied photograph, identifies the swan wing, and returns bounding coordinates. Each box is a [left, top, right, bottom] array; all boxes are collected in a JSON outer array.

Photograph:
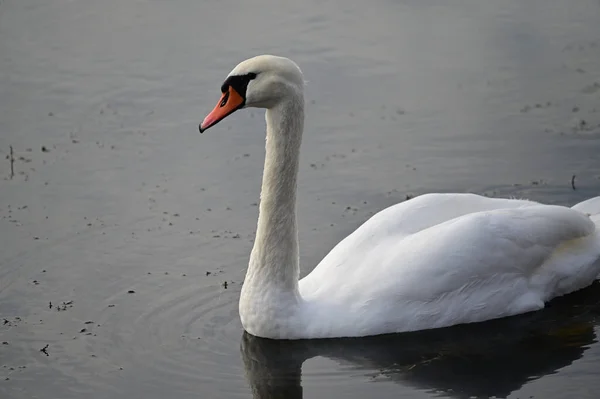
[[302, 193, 539, 290], [299, 200, 600, 336]]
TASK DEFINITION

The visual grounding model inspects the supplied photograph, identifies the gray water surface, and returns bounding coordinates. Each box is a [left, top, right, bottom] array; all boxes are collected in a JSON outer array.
[[1, 0, 600, 398]]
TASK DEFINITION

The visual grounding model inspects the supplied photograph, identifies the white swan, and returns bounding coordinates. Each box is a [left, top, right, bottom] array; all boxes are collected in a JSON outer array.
[[199, 55, 600, 340]]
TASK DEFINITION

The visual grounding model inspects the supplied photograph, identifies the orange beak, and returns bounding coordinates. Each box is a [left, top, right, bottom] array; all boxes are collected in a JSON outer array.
[[199, 86, 245, 133]]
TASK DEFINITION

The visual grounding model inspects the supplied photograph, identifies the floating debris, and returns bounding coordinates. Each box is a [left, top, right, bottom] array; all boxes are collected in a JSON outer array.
[[56, 300, 74, 311], [8, 145, 15, 179]]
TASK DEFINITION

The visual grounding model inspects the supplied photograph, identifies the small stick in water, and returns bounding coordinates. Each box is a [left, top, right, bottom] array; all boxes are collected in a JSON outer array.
[[9, 145, 15, 179], [571, 175, 576, 190]]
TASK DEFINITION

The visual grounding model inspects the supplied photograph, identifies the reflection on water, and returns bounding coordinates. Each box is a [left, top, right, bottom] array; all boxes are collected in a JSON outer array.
[[242, 282, 600, 399]]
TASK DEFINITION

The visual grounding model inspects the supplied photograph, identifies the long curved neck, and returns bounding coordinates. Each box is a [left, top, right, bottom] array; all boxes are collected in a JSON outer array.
[[246, 94, 304, 295]]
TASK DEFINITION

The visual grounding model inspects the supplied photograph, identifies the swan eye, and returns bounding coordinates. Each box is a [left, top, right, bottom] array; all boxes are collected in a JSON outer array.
[[220, 73, 257, 98], [220, 91, 230, 107]]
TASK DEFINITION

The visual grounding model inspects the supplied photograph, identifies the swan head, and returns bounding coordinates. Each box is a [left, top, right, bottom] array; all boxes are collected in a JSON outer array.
[[199, 55, 304, 133]]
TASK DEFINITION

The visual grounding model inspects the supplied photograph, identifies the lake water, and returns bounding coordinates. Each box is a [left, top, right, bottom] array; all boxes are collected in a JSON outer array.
[[1, 0, 600, 398]]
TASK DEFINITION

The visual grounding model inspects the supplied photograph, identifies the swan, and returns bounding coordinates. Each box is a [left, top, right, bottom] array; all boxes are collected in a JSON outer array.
[[198, 55, 600, 340]]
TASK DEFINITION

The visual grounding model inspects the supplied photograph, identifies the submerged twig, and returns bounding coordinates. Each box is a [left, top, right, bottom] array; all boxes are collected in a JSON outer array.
[[571, 174, 577, 190], [9, 145, 14, 179]]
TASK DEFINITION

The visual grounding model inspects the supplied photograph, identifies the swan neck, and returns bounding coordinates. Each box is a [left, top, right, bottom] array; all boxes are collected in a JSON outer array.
[[247, 96, 304, 293]]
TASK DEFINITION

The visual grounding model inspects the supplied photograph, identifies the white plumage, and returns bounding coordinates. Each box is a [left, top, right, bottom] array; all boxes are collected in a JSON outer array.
[[299, 194, 600, 338], [200, 55, 600, 340]]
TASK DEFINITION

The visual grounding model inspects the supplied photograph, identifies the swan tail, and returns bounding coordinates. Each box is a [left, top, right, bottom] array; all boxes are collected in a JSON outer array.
[[571, 197, 600, 280], [572, 196, 600, 218]]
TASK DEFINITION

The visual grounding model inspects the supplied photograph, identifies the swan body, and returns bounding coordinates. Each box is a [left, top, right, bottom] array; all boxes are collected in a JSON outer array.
[[199, 55, 600, 340]]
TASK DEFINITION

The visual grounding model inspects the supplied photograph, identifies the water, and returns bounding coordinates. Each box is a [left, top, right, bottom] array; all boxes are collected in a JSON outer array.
[[1, 0, 600, 398]]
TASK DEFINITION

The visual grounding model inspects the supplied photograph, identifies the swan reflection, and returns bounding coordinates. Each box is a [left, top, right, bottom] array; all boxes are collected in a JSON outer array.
[[241, 282, 600, 399]]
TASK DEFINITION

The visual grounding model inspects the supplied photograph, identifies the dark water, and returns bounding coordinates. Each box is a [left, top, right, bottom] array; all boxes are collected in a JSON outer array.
[[1, 0, 600, 398]]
